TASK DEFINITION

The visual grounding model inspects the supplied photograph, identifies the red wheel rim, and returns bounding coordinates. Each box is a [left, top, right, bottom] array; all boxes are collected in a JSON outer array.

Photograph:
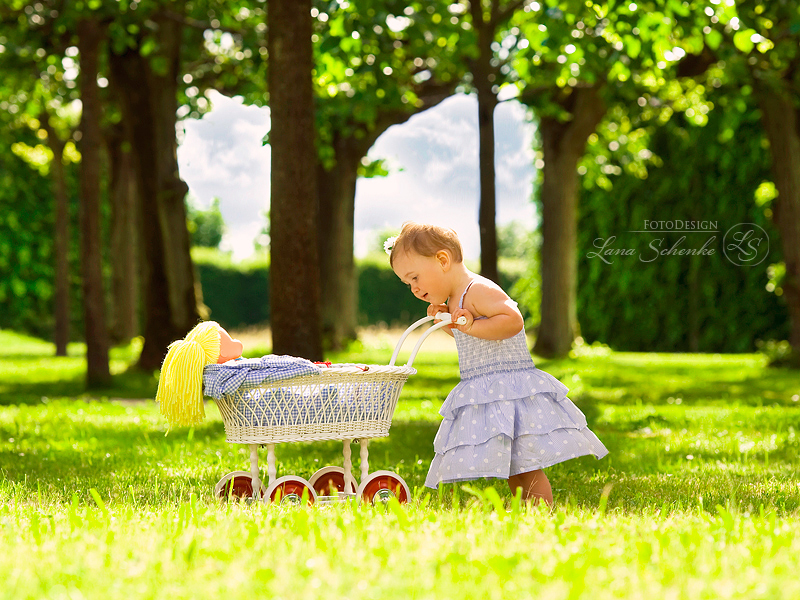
[[362, 475, 409, 504], [312, 471, 350, 496], [271, 480, 315, 505], [218, 476, 254, 500]]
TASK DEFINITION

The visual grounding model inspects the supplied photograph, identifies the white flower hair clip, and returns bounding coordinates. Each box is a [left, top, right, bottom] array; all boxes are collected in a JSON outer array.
[[384, 236, 398, 255]]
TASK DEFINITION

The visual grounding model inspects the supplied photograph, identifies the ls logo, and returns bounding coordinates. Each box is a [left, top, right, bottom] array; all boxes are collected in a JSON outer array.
[[723, 223, 769, 267]]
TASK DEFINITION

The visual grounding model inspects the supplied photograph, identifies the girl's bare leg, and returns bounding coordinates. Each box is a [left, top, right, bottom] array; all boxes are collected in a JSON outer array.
[[508, 469, 553, 506]]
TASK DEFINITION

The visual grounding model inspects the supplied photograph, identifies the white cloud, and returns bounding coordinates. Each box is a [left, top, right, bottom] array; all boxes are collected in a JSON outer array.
[[178, 91, 271, 260], [177, 91, 538, 261], [355, 95, 537, 258]]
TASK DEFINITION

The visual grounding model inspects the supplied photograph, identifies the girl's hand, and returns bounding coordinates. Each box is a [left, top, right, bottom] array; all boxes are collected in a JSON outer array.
[[428, 304, 456, 338], [428, 304, 449, 322], [449, 307, 474, 334]]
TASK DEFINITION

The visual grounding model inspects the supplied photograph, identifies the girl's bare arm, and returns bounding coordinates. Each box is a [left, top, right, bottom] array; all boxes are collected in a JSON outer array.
[[449, 282, 524, 340]]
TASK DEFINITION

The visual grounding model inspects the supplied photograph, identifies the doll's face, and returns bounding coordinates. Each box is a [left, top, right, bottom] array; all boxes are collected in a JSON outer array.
[[217, 327, 243, 363]]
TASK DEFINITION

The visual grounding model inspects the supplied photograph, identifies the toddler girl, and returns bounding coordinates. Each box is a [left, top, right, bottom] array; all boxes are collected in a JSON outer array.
[[388, 222, 608, 504]]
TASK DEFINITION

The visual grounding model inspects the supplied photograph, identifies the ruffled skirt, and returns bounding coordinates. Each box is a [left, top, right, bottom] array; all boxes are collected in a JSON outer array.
[[424, 367, 608, 488]]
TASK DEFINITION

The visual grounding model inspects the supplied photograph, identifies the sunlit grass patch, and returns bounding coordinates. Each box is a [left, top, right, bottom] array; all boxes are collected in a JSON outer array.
[[2, 329, 800, 597], [3, 493, 800, 599]]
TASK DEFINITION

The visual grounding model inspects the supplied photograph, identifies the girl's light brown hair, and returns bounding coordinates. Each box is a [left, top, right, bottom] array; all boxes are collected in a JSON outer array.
[[389, 221, 463, 266]]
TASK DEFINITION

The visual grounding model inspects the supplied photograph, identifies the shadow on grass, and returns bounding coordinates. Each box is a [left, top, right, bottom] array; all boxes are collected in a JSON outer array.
[[538, 355, 800, 407], [0, 367, 160, 406], [0, 416, 229, 504], [6, 406, 799, 514], [2, 340, 799, 513]]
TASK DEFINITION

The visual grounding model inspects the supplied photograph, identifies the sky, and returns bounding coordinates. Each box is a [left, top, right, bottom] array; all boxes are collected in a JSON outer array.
[[177, 90, 539, 261]]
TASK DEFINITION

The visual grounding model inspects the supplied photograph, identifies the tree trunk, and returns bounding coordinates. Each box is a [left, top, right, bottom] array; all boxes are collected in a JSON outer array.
[[688, 255, 700, 352], [149, 10, 200, 338], [268, 0, 322, 360], [316, 88, 457, 349], [533, 86, 606, 358], [108, 9, 201, 370], [109, 49, 174, 369], [77, 19, 111, 386], [471, 2, 499, 283], [318, 137, 359, 350], [756, 82, 800, 359], [106, 124, 139, 343], [42, 117, 70, 357]]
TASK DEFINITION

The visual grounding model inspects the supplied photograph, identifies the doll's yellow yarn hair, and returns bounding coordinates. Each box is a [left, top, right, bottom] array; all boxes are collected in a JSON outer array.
[[156, 321, 221, 427]]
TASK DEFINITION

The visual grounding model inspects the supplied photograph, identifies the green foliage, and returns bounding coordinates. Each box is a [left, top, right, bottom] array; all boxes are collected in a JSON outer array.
[[192, 248, 270, 329], [497, 221, 537, 260], [1, 0, 796, 362], [494, 222, 543, 330], [508, 0, 684, 114], [170, 1, 268, 117], [0, 118, 83, 341], [755, 339, 797, 369], [0, 329, 153, 403], [192, 251, 439, 330], [187, 197, 225, 249], [574, 66, 717, 192], [312, 0, 467, 168], [0, 0, 271, 344], [689, 0, 799, 89], [509, 263, 541, 331], [577, 95, 787, 352], [252, 210, 270, 253], [357, 156, 390, 178], [357, 257, 430, 326], [675, 1, 800, 354], [192, 250, 524, 330]]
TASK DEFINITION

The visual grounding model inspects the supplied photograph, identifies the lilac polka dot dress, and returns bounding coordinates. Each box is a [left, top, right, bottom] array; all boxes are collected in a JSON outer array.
[[424, 281, 609, 488]]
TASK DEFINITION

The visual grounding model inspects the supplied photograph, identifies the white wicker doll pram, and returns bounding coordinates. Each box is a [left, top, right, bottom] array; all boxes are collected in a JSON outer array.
[[212, 312, 464, 505]]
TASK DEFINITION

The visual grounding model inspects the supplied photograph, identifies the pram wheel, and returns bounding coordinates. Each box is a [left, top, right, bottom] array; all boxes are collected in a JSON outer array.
[[214, 471, 265, 501], [309, 466, 357, 497], [266, 476, 317, 506], [356, 471, 410, 505]]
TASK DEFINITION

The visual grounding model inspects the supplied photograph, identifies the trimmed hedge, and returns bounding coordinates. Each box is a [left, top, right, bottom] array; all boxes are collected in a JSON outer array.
[[576, 106, 788, 352], [194, 251, 526, 330], [193, 248, 270, 329]]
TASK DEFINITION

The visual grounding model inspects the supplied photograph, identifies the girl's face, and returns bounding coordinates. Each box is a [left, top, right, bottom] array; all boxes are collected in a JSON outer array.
[[392, 250, 450, 305]]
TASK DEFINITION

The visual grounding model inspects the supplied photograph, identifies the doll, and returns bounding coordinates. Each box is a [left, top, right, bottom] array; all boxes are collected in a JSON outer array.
[[155, 321, 243, 427]]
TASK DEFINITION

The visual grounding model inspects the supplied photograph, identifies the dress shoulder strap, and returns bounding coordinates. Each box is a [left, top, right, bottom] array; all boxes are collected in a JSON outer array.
[[458, 280, 476, 309]]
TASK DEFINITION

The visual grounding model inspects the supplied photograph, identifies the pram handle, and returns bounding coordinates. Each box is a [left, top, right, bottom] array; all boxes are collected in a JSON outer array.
[[389, 312, 467, 368], [436, 312, 468, 326]]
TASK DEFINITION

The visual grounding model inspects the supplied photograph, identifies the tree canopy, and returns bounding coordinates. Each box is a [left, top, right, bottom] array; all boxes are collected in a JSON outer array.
[[0, 0, 796, 370]]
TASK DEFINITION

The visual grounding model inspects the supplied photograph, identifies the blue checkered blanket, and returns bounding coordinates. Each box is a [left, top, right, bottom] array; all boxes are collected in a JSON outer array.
[[202, 355, 321, 400]]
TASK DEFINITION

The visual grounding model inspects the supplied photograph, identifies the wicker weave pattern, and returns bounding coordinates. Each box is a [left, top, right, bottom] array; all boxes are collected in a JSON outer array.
[[214, 365, 416, 444]]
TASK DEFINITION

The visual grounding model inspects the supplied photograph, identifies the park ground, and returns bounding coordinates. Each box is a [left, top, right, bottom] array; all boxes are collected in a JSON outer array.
[[1, 327, 800, 599]]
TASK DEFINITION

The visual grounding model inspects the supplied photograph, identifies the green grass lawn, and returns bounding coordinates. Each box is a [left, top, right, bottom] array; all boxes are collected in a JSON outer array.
[[1, 329, 800, 599]]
